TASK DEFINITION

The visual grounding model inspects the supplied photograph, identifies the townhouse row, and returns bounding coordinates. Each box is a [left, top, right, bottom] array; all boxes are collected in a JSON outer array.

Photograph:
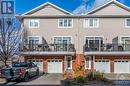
[[19, 0, 130, 74]]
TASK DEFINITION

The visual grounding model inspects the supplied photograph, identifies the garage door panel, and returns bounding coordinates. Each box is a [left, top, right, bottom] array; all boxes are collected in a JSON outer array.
[[47, 60, 62, 73], [114, 61, 129, 73], [27, 59, 43, 72], [94, 60, 110, 73]]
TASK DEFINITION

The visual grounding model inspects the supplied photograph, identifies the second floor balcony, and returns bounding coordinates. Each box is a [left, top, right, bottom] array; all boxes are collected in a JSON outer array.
[[20, 43, 75, 52], [84, 43, 130, 52]]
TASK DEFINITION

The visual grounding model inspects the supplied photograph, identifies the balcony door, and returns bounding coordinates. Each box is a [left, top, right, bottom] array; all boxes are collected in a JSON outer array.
[[121, 37, 130, 51], [85, 37, 103, 51], [29, 37, 40, 50], [54, 37, 71, 51]]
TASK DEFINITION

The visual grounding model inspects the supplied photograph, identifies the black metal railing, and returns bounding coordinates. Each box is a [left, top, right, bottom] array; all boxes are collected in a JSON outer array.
[[20, 44, 75, 52], [84, 43, 130, 52]]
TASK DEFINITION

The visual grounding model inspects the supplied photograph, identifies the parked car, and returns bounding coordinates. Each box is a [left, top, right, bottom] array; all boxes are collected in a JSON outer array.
[[0, 62, 39, 82]]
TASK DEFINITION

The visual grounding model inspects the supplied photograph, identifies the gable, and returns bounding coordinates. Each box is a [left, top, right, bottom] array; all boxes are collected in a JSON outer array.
[[87, 1, 130, 15], [22, 2, 72, 16]]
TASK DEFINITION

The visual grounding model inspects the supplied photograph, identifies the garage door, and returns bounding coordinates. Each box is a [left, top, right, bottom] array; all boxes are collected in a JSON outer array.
[[94, 60, 110, 73], [47, 59, 62, 73], [114, 60, 129, 73], [28, 59, 43, 72]]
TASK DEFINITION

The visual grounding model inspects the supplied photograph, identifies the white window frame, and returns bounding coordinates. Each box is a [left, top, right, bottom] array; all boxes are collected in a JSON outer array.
[[125, 18, 130, 28], [29, 19, 39, 28], [85, 56, 91, 69], [65, 56, 72, 69], [58, 18, 73, 28], [53, 36, 73, 44], [119, 36, 130, 44], [84, 36, 104, 51], [28, 36, 42, 44], [84, 18, 99, 28]]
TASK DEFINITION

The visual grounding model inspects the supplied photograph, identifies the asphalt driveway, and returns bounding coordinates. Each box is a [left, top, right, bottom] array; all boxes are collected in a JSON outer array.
[[0, 73, 62, 86]]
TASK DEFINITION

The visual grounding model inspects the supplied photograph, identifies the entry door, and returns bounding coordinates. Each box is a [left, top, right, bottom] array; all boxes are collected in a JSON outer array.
[[47, 60, 62, 73]]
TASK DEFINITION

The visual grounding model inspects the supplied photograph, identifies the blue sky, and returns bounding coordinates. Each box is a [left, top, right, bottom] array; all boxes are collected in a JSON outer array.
[[15, 0, 130, 14]]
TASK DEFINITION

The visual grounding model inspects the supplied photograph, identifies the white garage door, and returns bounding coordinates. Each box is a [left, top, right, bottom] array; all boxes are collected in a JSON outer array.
[[47, 59, 62, 73], [94, 60, 110, 73], [28, 59, 43, 72], [114, 60, 129, 73]]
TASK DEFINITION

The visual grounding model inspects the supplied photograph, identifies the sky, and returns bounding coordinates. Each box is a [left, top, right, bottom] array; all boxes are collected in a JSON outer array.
[[15, 0, 130, 14]]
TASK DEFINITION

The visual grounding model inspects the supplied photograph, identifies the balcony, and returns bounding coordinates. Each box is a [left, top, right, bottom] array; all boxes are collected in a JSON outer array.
[[84, 43, 130, 55], [20, 44, 75, 55]]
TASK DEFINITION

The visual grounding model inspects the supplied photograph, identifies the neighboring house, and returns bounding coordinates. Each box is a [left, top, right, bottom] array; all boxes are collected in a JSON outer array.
[[19, 0, 130, 74]]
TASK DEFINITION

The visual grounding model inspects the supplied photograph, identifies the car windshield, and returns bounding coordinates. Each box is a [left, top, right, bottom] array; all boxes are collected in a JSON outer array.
[[13, 63, 28, 67]]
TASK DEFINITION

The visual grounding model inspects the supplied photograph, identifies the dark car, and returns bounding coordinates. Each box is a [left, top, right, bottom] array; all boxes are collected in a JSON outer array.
[[0, 62, 39, 82]]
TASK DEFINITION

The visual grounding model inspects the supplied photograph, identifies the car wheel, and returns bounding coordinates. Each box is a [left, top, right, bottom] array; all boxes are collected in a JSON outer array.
[[24, 74, 29, 82], [6, 79, 11, 82]]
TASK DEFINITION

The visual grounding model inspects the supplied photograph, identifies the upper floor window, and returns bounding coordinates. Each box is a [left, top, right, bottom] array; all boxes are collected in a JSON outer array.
[[84, 18, 99, 28], [29, 19, 39, 28], [125, 19, 130, 28], [58, 18, 73, 28]]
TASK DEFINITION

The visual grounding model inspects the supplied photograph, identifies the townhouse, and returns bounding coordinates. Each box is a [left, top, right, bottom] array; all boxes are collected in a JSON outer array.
[[19, 0, 130, 74]]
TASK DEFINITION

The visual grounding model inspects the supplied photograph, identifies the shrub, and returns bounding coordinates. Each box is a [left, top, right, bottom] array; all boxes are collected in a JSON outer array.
[[87, 71, 104, 82], [76, 76, 85, 83], [63, 70, 74, 80]]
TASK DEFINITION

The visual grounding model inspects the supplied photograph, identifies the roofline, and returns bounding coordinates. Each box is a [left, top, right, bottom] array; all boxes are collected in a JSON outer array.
[[17, 15, 130, 18], [86, 0, 130, 15], [22, 2, 73, 15]]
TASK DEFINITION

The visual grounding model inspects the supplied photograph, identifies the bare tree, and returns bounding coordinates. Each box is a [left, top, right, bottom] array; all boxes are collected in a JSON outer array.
[[0, 17, 22, 66]]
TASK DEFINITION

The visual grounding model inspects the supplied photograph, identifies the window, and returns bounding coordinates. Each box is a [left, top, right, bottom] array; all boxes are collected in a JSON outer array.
[[85, 57, 91, 69], [66, 56, 72, 69], [53, 37, 71, 51], [85, 37, 103, 51], [121, 37, 130, 51], [84, 18, 99, 28], [125, 19, 130, 28], [29, 19, 39, 28], [58, 18, 73, 28], [29, 37, 40, 50]]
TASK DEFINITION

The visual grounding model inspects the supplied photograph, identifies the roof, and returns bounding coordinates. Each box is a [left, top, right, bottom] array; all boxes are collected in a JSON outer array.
[[22, 2, 73, 15], [86, 0, 130, 15]]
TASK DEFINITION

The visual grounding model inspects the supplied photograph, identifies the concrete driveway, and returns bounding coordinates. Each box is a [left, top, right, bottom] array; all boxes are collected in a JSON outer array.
[[0, 73, 62, 86]]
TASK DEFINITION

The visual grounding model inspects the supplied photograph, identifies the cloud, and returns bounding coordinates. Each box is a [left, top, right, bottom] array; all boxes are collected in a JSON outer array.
[[73, 0, 110, 14]]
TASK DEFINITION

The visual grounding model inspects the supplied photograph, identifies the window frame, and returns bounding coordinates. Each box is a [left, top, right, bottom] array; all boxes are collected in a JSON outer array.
[[66, 56, 72, 69], [29, 19, 39, 28], [84, 18, 99, 28], [125, 18, 130, 28], [58, 18, 73, 28], [28, 36, 42, 44]]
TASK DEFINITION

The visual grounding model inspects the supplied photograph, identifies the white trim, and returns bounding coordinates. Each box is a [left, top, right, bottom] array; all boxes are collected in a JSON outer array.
[[84, 18, 99, 28], [85, 56, 91, 69], [125, 18, 130, 28], [22, 2, 73, 15], [58, 18, 73, 28], [84, 36, 104, 51], [65, 55, 72, 69], [29, 19, 39, 28], [119, 36, 130, 44], [86, 0, 130, 15], [28, 36, 42, 44], [84, 36, 104, 44], [53, 36, 73, 44]]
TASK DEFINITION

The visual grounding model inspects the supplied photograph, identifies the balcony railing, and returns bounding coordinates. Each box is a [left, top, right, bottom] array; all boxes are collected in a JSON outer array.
[[20, 44, 75, 52], [84, 43, 130, 52]]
